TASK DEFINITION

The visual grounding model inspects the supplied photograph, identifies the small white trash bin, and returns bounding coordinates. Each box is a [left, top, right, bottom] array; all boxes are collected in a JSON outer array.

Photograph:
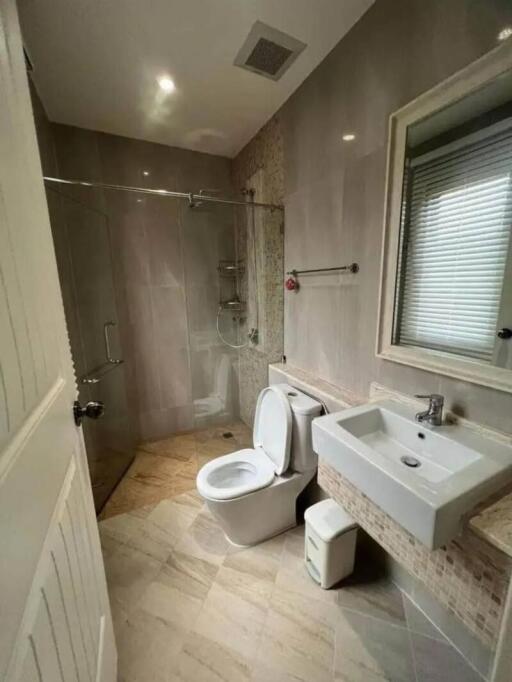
[[304, 499, 358, 589]]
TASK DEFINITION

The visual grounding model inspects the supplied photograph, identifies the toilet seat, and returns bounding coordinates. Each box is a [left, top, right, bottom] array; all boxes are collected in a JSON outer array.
[[196, 448, 275, 500], [196, 386, 293, 501]]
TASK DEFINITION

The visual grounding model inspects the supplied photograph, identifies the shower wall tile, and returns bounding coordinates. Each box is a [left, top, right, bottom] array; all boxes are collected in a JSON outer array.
[[50, 122, 233, 441], [146, 204, 184, 288], [30, 84, 137, 509], [139, 405, 195, 443], [152, 286, 189, 349]]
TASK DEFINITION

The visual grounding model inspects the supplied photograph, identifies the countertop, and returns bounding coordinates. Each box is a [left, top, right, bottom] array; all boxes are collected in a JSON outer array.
[[470, 490, 512, 558]]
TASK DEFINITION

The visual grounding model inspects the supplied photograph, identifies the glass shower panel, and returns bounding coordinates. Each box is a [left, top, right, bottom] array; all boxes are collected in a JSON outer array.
[[46, 187, 135, 511], [181, 201, 241, 428]]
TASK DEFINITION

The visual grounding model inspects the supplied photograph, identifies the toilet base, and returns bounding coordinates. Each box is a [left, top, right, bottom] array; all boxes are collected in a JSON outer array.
[[202, 469, 315, 546]]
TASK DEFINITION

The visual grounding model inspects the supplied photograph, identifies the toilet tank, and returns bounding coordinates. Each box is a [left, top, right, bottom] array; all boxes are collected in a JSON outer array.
[[275, 384, 323, 472]]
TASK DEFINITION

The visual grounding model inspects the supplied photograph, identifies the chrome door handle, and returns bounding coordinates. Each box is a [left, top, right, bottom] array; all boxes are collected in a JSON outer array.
[[73, 400, 104, 426], [104, 321, 123, 364]]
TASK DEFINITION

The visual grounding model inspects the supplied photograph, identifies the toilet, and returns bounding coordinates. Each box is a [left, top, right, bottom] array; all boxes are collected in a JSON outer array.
[[196, 383, 322, 546]]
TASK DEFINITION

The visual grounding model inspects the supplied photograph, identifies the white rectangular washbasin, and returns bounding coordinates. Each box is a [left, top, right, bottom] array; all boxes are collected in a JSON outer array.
[[312, 400, 512, 549]]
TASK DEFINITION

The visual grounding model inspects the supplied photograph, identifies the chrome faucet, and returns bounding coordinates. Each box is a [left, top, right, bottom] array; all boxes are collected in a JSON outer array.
[[415, 394, 444, 426]]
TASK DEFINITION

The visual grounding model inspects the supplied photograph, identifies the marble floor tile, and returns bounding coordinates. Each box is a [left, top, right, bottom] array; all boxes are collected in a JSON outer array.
[[99, 525, 123, 558], [403, 594, 446, 642], [137, 568, 205, 631], [280, 525, 307, 571], [140, 433, 197, 461], [172, 489, 203, 510], [257, 587, 338, 682], [170, 631, 252, 682], [196, 451, 225, 469], [146, 497, 199, 543], [98, 420, 482, 682], [193, 565, 272, 659], [277, 563, 339, 604], [99, 421, 251, 520], [100, 451, 195, 518], [250, 662, 314, 682], [99, 513, 142, 553], [177, 456, 199, 482], [223, 536, 284, 583], [174, 510, 231, 565], [336, 560, 406, 627], [163, 550, 219, 601], [411, 632, 485, 682], [102, 541, 162, 616], [124, 451, 193, 487], [335, 608, 415, 682], [100, 507, 180, 562], [214, 565, 274, 607], [194, 437, 239, 459], [116, 607, 187, 682]]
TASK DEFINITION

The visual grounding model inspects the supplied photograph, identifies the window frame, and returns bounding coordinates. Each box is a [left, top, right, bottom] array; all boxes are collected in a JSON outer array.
[[376, 39, 512, 393]]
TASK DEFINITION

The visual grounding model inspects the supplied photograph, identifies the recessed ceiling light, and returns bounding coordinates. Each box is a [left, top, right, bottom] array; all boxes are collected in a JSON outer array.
[[158, 76, 176, 93], [143, 170, 150, 176], [342, 133, 356, 142]]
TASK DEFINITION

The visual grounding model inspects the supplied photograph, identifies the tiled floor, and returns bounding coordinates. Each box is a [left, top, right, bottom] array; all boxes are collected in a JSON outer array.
[[99, 421, 253, 520], [98, 423, 484, 682]]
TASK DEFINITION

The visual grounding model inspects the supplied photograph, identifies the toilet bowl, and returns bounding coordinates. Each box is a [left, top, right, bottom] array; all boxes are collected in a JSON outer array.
[[196, 384, 322, 546]]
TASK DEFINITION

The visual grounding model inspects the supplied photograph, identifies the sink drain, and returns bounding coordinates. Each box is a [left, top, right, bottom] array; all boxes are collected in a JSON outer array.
[[401, 455, 421, 468]]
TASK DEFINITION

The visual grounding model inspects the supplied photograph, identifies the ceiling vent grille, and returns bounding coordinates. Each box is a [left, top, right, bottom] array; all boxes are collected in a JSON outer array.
[[234, 21, 306, 81]]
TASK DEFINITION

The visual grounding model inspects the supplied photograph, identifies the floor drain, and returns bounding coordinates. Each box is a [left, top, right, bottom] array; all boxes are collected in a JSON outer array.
[[222, 432, 234, 439], [401, 455, 421, 468]]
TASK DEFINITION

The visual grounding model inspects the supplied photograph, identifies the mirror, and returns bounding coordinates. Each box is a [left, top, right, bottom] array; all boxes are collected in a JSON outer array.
[[378, 42, 512, 392]]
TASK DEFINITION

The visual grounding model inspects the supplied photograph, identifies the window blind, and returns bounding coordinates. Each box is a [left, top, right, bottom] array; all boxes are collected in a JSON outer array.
[[394, 125, 512, 362]]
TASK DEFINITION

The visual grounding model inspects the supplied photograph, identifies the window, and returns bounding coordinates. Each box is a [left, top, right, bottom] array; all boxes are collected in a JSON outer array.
[[393, 124, 512, 363]]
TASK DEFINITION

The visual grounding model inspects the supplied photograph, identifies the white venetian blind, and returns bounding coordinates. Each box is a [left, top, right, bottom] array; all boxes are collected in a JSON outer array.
[[395, 123, 512, 362]]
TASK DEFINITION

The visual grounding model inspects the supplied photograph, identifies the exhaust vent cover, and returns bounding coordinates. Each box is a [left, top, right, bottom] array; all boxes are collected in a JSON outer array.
[[234, 21, 306, 81]]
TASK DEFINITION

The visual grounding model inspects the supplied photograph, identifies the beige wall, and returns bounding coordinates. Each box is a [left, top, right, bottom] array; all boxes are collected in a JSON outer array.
[[280, 0, 512, 434]]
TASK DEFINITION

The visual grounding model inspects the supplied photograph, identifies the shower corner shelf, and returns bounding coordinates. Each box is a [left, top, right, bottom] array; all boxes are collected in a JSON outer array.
[[217, 260, 245, 277]]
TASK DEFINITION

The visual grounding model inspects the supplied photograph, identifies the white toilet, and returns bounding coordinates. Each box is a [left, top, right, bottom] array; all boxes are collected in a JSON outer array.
[[196, 383, 322, 546]]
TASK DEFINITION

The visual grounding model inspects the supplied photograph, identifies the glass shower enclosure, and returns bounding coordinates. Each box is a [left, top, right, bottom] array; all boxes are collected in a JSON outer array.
[[181, 201, 246, 429], [45, 185, 136, 511], [44, 171, 280, 512]]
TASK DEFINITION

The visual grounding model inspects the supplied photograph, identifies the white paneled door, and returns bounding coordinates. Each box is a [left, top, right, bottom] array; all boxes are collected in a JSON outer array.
[[0, 2, 116, 681]]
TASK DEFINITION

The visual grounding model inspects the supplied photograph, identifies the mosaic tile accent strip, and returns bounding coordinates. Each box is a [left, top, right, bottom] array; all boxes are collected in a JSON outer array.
[[232, 114, 285, 425], [319, 460, 512, 649]]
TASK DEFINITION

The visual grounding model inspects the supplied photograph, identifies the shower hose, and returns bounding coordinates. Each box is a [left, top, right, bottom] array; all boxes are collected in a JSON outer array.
[[216, 305, 253, 349]]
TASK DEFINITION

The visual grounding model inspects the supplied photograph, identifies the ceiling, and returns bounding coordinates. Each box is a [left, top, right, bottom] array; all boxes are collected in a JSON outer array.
[[18, 0, 374, 158]]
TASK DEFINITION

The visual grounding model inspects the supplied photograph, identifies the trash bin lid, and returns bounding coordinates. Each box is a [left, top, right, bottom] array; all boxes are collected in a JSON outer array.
[[305, 499, 357, 542]]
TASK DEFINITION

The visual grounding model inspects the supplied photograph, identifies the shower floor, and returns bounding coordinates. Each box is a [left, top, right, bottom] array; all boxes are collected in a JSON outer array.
[[99, 420, 253, 520]]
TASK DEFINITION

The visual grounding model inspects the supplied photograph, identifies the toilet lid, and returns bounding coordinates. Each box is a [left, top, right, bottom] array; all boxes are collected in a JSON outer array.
[[253, 386, 292, 475]]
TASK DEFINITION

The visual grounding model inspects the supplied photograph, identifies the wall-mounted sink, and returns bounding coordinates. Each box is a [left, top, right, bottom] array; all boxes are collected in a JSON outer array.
[[312, 400, 512, 549]]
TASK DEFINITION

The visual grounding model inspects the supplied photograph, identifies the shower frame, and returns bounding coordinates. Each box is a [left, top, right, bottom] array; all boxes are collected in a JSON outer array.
[[43, 176, 284, 211]]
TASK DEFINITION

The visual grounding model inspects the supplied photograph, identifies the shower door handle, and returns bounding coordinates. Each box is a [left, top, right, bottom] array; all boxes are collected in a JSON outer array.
[[104, 321, 123, 364]]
